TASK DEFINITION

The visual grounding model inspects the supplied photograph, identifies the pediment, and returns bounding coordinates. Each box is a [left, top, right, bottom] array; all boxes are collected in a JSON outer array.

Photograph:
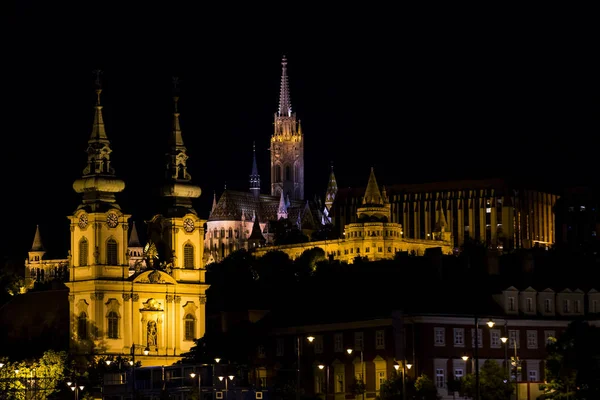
[[504, 286, 519, 292], [133, 269, 177, 285], [541, 288, 555, 293], [574, 288, 584, 294], [559, 288, 573, 294], [522, 286, 536, 293], [588, 288, 599, 294]]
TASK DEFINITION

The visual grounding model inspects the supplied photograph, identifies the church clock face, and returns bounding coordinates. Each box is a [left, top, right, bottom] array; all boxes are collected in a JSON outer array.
[[107, 212, 119, 228], [183, 218, 195, 233], [78, 213, 88, 229]]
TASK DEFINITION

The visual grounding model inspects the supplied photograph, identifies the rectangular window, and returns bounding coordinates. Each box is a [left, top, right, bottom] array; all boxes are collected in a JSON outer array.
[[575, 300, 581, 313], [276, 338, 284, 356], [435, 368, 445, 388], [354, 332, 364, 351], [434, 328, 445, 346], [528, 370, 538, 381], [490, 329, 501, 348], [593, 300, 598, 313], [508, 297, 516, 311], [454, 328, 464, 347], [471, 328, 483, 348], [336, 374, 344, 393], [527, 330, 538, 349], [509, 330, 520, 349], [526, 298, 533, 312], [545, 299, 552, 312], [375, 330, 385, 349], [184, 244, 194, 269], [257, 345, 266, 358], [334, 333, 343, 352], [454, 369, 464, 379], [563, 299, 570, 313]]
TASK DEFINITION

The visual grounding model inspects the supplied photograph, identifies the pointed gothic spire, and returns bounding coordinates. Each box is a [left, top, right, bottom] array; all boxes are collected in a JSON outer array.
[[278, 55, 292, 117], [325, 162, 338, 210], [277, 190, 288, 220], [362, 167, 384, 205], [128, 221, 142, 247], [249, 141, 261, 196], [30, 225, 45, 251], [160, 78, 201, 217], [73, 70, 125, 209], [211, 191, 217, 214]]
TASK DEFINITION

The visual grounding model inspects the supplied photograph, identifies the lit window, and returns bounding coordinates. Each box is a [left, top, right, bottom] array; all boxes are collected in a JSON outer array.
[[486, 207, 491, 213]]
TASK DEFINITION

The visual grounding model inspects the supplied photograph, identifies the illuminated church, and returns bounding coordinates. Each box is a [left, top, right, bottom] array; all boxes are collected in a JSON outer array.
[[25, 76, 208, 367]]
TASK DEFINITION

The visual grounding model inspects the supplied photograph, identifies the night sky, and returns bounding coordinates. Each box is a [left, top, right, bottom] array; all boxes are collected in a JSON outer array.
[[1, 4, 596, 260]]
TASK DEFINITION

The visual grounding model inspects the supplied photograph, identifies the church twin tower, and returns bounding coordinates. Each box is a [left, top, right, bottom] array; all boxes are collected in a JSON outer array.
[[61, 58, 303, 365]]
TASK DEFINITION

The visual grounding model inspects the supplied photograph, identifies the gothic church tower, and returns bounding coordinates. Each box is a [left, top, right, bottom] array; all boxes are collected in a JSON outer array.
[[271, 56, 304, 200]]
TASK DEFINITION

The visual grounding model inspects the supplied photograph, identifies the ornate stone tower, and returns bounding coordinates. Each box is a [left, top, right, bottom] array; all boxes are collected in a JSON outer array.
[[271, 55, 304, 200]]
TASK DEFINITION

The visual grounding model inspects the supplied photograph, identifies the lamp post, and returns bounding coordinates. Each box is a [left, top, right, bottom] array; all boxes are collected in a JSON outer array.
[[218, 375, 234, 400], [318, 364, 330, 399], [510, 338, 520, 400], [472, 317, 495, 400], [130, 344, 150, 397], [191, 371, 201, 400], [67, 382, 84, 400], [346, 348, 364, 400], [296, 335, 316, 400]]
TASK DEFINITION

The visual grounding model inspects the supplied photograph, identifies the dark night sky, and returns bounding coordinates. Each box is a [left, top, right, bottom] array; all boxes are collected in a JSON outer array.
[[1, 4, 597, 260]]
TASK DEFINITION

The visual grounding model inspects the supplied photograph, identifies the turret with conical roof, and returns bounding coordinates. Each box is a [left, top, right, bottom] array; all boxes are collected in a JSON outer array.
[[356, 168, 391, 222], [28, 225, 46, 263], [160, 79, 201, 217], [277, 190, 288, 220], [72, 71, 125, 211]]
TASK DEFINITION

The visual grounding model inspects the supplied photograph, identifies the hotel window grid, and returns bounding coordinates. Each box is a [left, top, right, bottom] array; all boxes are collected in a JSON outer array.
[[490, 329, 501, 348], [354, 332, 364, 351], [79, 239, 88, 266], [527, 330, 538, 349], [471, 328, 483, 348], [375, 330, 385, 349], [107, 311, 119, 339], [454, 369, 464, 379], [334, 333, 343, 352], [545, 299, 552, 312], [434, 327, 445, 346], [453, 328, 464, 347], [528, 370, 538, 382], [184, 244, 194, 268], [276, 338, 284, 356], [107, 239, 118, 265], [435, 369, 445, 389], [509, 330, 520, 348], [544, 330, 556, 345], [314, 335, 324, 354], [184, 313, 195, 341]]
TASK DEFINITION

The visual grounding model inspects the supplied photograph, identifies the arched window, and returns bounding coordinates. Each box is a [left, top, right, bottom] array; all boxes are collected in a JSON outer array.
[[79, 238, 89, 266], [184, 313, 196, 341], [107, 311, 119, 339], [213, 228, 218, 238], [184, 244, 194, 269], [78, 312, 88, 339], [228, 228, 233, 238], [220, 228, 225, 238], [285, 165, 291, 181], [275, 165, 282, 183], [107, 239, 118, 265]]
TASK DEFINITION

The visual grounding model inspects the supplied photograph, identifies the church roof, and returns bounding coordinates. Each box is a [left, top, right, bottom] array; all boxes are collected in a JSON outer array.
[[208, 190, 319, 225]]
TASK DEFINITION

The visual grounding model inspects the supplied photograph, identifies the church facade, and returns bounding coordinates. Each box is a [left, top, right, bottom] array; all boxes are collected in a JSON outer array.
[[25, 78, 208, 367], [204, 56, 327, 263]]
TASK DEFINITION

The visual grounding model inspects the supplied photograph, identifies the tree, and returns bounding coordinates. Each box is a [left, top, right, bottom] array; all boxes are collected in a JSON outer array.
[[540, 320, 600, 399], [0, 350, 68, 400], [460, 360, 512, 400], [414, 374, 440, 400]]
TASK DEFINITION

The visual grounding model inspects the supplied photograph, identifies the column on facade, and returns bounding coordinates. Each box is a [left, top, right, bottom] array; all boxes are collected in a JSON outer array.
[[424, 193, 432, 240], [549, 194, 555, 243], [457, 192, 465, 247], [199, 296, 207, 339], [479, 194, 486, 244], [132, 293, 140, 347], [491, 196, 498, 246], [413, 194, 421, 240], [174, 296, 181, 354], [94, 292, 104, 339], [123, 293, 132, 351], [402, 195, 409, 239], [468, 191, 476, 241], [166, 295, 174, 353]]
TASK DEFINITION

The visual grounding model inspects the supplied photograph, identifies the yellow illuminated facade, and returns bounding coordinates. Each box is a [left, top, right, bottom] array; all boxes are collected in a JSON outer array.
[[27, 79, 208, 366]]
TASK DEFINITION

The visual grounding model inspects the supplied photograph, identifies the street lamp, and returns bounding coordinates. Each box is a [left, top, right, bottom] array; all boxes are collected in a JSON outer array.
[[218, 375, 234, 400], [347, 348, 365, 400], [67, 382, 84, 400], [130, 344, 150, 397], [473, 317, 495, 400], [297, 335, 317, 400], [191, 372, 201, 400], [318, 364, 330, 399]]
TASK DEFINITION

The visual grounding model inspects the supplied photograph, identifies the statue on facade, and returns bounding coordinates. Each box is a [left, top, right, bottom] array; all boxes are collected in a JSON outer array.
[[147, 320, 157, 347]]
